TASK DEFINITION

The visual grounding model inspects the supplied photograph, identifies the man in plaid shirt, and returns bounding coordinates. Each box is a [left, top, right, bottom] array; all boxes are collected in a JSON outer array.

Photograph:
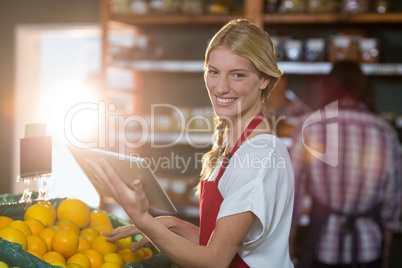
[[289, 61, 401, 268]]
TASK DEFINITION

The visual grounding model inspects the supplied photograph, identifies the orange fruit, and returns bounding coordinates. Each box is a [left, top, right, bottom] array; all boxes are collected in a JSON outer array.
[[39, 227, 57, 251], [90, 211, 112, 227], [27, 249, 44, 260], [125, 241, 137, 249], [24, 203, 55, 227], [0, 216, 13, 229], [50, 261, 67, 268], [0, 261, 9, 268], [50, 225, 61, 232], [0, 226, 28, 250], [103, 252, 123, 267], [25, 219, 45, 235], [84, 249, 104, 268], [58, 220, 80, 235], [52, 229, 79, 258], [93, 224, 113, 235], [43, 251, 66, 264], [8, 220, 32, 237], [80, 227, 100, 244], [99, 263, 120, 268], [67, 252, 91, 268], [36, 201, 57, 222], [26, 235, 48, 255], [116, 236, 131, 249], [57, 199, 90, 229], [118, 248, 143, 265], [141, 247, 153, 259], [77, 236, 91, 253], [92, 236, 118, 256], [66, 263, 84, 268]]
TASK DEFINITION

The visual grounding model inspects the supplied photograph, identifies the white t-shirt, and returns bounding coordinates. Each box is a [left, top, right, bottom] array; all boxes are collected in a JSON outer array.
[[208, 134, 295, 268]]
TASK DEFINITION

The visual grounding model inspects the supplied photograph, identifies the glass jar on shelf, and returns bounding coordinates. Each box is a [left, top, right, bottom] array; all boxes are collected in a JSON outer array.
[[271, 36, 288, 62], [181, 0, 205, 15], [111, 0, 131, 14], [375, 0, 390, 13], [306, 0, 339, 13], [328, 35, 359, 63], [162, 0, 182, 13], [304, 38, 326, 62], [341, 0, 370, 14], [206, 0, 230, 15], [284, 39, 304, 61], [148, 0, 168, 14], [358, 38, 380, 63], [265, 0, 281, 13], [128, 0, 149, 15], [278, 0, 306, 14]]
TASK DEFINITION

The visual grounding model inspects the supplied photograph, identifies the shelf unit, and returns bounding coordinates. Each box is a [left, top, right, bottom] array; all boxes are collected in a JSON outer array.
[[106, 11, 402, 26], [122, 130, 294, 148], [263, 12, 402, 24], [100, 0, 402, 220], [110, 60, 402, 75]]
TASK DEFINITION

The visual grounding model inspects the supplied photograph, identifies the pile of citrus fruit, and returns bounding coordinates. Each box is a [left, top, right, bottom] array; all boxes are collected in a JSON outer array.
[[0, 199, 153, 268]]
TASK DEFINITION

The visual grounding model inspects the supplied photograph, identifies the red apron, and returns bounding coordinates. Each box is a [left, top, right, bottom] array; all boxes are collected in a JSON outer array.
[[199, 111, 264, 268]]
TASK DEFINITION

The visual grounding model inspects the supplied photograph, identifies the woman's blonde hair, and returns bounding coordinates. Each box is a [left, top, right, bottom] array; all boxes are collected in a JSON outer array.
[[200, 19, 283, 182]]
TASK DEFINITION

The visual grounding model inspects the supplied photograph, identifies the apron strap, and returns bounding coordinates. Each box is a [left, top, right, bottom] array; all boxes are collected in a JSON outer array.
[[215, 111, 264, 183]]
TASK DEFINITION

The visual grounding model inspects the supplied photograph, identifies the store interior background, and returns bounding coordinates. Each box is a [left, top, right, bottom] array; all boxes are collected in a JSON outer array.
[[1, 0, 402, 220]]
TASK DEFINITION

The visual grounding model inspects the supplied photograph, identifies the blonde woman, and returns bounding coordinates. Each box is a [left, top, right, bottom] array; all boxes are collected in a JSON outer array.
[[86, 19, 294, 268]]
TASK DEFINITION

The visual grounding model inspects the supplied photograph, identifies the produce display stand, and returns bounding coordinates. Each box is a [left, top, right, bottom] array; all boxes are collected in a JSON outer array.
[[0, 193, 174, 268]]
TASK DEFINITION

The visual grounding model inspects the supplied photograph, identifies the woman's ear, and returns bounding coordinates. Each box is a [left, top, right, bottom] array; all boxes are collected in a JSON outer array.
[[260, 75, 271, 90]]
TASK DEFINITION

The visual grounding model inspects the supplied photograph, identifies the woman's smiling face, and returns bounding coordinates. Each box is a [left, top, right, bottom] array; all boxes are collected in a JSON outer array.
[[205, 45, 269, 122]]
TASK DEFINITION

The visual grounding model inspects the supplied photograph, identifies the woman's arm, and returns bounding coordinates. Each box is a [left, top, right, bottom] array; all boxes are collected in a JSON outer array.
[[137, 206, 255, 268], [86, 158, 255, 268], [104, 216, 200, 251]]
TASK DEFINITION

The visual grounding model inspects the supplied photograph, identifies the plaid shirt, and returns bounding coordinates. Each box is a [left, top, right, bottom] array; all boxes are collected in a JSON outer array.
[[290, 100, 401, 264]]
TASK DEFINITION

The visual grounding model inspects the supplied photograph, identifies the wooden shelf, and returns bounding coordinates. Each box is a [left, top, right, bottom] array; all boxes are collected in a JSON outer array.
[[263, 12, 402, 24], [124, 131, 213, 146], [110, 60, 204, 73], [108, 12, 402, 26], [123, 130, 294, 148], [110, 60, 402, 76], [109, 13, 242, 26]]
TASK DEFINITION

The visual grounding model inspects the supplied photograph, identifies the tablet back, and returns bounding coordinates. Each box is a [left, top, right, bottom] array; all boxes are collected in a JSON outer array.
[[68, 145, 177, 214]]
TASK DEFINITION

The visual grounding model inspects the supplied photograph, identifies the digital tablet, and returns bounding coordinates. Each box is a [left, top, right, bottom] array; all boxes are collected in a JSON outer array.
[[67, 145, 177, 214]]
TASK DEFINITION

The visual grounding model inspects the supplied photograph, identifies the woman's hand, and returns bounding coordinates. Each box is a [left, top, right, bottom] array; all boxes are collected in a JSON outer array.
[[85, 158, 151, 228], [104, 225, 150, 252], [104, 216, 200, 252]]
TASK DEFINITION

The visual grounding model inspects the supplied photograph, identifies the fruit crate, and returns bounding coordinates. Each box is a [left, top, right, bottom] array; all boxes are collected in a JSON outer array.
[[0, 193, 174, 268]]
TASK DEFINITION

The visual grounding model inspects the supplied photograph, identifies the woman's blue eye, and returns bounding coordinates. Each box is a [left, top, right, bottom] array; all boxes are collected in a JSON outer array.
[[233, 73, 245, 78]]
